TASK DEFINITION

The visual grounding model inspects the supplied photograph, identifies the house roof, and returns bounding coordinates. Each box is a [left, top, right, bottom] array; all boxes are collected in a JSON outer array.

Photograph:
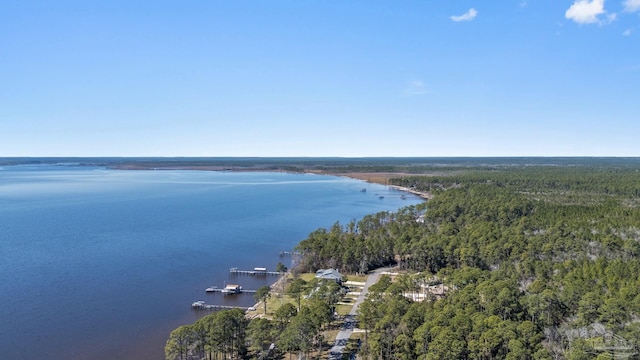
[[315, 268, 342, 281]]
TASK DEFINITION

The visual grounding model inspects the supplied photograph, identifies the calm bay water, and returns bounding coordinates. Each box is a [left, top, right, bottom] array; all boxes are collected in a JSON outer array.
[[0, 165, 422, 360]]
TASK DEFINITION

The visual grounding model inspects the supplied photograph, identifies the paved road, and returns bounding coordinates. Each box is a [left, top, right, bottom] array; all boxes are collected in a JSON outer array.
[[327, 267, 393, 360]]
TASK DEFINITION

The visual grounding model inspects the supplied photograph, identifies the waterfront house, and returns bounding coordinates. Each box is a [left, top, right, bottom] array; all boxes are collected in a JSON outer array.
[[315, 269, 343, 284]]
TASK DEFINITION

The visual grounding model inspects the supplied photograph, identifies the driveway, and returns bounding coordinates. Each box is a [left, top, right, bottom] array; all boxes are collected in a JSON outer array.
[[327, 267, 393, 359]]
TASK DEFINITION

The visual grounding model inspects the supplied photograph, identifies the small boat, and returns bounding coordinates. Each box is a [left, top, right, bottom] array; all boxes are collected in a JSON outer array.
[[360, 188, 367, 192], [205, 286, 218, 292]]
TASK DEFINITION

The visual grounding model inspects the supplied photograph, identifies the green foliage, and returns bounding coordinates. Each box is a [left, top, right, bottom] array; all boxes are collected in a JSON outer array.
[[276, 262, 288, 272], [167, 163, 640, 359], [246, 318, 275, 354], [254, 285, 271, 314], [286, 277, 307, 311], [277, 310, 320, 358], [296, 165, 640, 359], [165, 325, 192, 360], [274, 302, 297, 330], [208, 309, 248, 358], [165, 308, 248, 360]]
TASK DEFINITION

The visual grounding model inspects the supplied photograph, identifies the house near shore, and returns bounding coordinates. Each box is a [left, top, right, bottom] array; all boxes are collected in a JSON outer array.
[[315, 269, 343, 283]]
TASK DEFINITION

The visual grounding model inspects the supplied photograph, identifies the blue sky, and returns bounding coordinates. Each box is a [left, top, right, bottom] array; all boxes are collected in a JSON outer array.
[[1, 1, 639, 157]]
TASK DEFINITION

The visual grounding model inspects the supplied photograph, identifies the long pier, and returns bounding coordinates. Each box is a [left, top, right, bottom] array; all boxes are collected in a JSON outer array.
[[229, 267, 283, 276], [191, 301, 252, 311]]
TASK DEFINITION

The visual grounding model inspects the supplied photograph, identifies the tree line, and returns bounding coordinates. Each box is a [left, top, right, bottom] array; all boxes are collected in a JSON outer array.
[[167, 164, 640, 359], [165, 279, 344, 359], [296, 166, 640, 359]]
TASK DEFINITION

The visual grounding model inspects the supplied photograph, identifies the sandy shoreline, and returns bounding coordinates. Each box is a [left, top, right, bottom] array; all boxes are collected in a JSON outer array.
[[387, 184, 432, 200], [110, 165, 432, 200], [331, 172, 432, 200]]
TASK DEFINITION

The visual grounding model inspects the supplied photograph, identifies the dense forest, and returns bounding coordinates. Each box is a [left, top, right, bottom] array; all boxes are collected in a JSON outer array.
[[296, 166, 640, 359], [166, 162, 640, 359]]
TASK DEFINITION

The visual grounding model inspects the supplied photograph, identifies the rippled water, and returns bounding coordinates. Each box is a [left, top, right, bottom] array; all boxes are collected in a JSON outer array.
[[0, 165, 422, 359]]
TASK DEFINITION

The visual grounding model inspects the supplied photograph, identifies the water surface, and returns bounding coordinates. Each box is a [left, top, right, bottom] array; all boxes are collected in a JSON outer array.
[[0, 166, 422, 359]]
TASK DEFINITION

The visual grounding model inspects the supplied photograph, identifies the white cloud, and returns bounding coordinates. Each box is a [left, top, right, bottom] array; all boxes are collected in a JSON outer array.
[[623, 28, 632, 35], [565, 0, 608, 24], [624, 0, 640, 12], [402, 80, 428, 96], [450, 8, 478, 22]]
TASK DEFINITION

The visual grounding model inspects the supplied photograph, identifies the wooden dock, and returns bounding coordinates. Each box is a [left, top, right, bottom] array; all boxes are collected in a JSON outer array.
[[191, 301, 253, 311], [229, 267, 282, 276]]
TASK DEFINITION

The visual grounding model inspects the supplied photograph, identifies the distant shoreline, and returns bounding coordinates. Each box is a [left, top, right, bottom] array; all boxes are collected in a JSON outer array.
[[109, 164, 293, 172], [109, 164, 433, 200]]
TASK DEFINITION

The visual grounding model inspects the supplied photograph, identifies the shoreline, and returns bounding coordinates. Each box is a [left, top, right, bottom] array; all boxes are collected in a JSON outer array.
[[387, 184, 432, 200], [331, 172, 432, 200], [108, 164, 433, 200], [4, 164, 426, 360], [108, 166, 428, 356], [246, 271, 290, 319]]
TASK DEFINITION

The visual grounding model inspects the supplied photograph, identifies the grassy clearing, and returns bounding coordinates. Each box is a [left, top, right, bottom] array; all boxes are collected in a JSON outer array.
[[335, 303, 353, 316], [299, 272, 316, 282], [344, 273, 367, 283], [252, 290, 303, 318]]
